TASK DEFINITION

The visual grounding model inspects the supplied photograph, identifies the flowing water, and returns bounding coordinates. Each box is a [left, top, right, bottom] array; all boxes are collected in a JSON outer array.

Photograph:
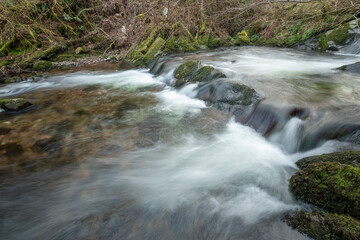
[[1, 47, 360, 240]]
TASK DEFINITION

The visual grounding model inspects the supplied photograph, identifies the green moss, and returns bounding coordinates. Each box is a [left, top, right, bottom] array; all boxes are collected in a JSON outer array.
[[191, 66, 226, 83], [20, 44, 67, 67], [318, 24, 354, 50], [143, 37, 166, 65], [285, 210, 360, 240], [125, 29, 161, 67], [0, 59, 14, 67], [32, 60, 53, 71], [174, 61, 199, 80], [54, 54, 78, 62], [235, 30, 250, 45], [289, 162, 360, 218], [296, 151, 360, 169], [164, 35, 197, 53]]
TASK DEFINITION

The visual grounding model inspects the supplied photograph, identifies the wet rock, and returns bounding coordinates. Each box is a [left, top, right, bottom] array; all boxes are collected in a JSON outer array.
[[284, 210, 360, 240], [287, 107, 309, 120], [31, 137, 61, 154], [0, 98, 33, 112], [234, 104, 279, 136], [338, 62, 360, 74], [289, 162, 360, 218], [196, 80, 261, 112], [174, 61, 200, 87], [301, 122, 360, 151], [296, 151, 360, 169], [0, 142, 24, 157], [32, 60, 53, 71]]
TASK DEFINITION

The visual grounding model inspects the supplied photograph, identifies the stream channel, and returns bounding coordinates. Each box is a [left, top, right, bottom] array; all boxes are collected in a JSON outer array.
[[1, 46, 360, 240]]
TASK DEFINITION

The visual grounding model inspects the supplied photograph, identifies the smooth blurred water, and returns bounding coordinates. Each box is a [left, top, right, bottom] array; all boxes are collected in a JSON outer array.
[[1, 46, 360, 240]]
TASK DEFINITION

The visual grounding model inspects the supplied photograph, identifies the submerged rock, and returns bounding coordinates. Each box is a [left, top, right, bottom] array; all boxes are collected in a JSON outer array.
[[0, 142, 24, 157], [296, 151, 360, 169], [285, 210, 360, 240], [0, 98, 32, 112], [301, 122, 360, 151], [338, 62, 360, 74], [289, 161, 360, 218]]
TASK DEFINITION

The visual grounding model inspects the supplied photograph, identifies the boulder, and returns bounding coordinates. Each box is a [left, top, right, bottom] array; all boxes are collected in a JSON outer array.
[[285, 210, 360, 240], [0, 98, 32, 112], [289, 161, 360, 218], [196, 80, 261, 111]]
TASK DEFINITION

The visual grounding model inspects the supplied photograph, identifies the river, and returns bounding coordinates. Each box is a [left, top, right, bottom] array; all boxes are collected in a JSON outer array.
[[0, 46, 360, 239]]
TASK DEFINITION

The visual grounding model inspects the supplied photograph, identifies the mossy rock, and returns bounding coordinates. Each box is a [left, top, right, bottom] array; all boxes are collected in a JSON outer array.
[[318, 24, 354, 51], [174, 60, 200, 81], [143, 37, 166, 65], [0, 98, 33, 112], [296, 151, 360, 169], [173, 61, 227, 88], [289, 162, 360, 218], [285, 210, 360, 240], [75, 47, 87, 55], [125, 29, 160, 67], [32, 60, 53, 71], [191, 66, 226, 83]]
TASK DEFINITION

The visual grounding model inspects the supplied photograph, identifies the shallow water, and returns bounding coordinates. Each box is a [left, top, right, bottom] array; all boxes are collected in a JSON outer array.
[[1, 47, 360, 240]]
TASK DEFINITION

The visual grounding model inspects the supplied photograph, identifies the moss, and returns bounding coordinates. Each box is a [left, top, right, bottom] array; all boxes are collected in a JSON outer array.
[[285, 210, 360, 240], [125, 29, 160, 67], [0, 98, 32, 111], [0, 59, 14, 67], [20, 43, 67, 67], [318, 24, 354, 50], [164, 35, 197, 54], [143, 37, 166, 65], [235, 30, 250, 45], [174, 61, 200, 81], [191, 66, 226, 83], [54, 54, 78, 62], [289, 162, 360, 218], [296, 151, 360, 169], [32, 60, 53, 71]]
